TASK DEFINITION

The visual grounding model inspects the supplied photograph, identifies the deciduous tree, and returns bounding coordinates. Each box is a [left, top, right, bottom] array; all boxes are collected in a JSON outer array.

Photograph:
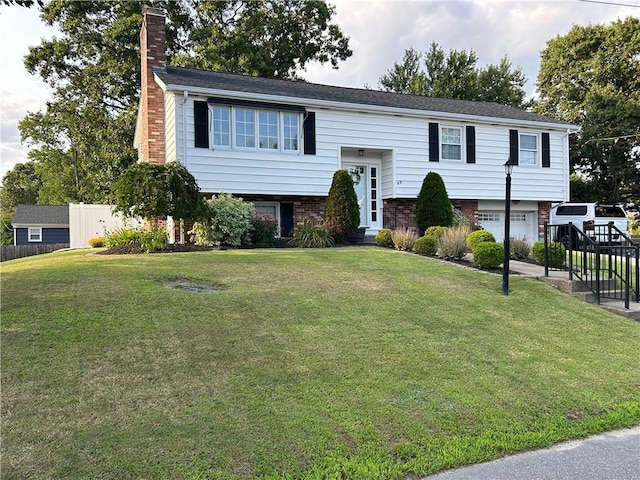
[[535, 17, 640, 205], [379, 42, 529, 108]]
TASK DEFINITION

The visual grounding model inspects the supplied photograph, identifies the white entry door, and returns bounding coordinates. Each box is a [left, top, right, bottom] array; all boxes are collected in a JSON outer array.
[[345, 164, 368, 227]]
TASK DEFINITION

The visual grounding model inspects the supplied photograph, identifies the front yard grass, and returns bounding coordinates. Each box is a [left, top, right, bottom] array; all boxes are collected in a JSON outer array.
[[2, 247, 639, 479]]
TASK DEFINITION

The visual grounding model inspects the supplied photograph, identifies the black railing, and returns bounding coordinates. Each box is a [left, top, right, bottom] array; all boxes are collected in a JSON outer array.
[[544, 222, 639, 309]]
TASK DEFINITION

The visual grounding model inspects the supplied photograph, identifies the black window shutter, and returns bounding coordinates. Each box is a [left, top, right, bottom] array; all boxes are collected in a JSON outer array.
[[194, 101, 209, 148], [466, 126, 476, 164], [280, 203, 294, 237], [509, 129, 519, 165], [429, 122, 439, 162], [303, 112, 316, 155], [542, 132, 551, 168]]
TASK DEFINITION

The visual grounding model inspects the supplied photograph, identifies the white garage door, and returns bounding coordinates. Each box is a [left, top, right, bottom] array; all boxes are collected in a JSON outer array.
[[477, 211, 535, 243]]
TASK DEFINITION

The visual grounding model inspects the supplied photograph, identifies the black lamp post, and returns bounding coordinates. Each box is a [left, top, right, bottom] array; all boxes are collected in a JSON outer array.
[[502, 159, 515, 295]]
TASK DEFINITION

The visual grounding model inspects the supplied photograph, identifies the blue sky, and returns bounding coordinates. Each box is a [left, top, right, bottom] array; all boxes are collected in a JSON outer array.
[[1, 0, 638, 180]]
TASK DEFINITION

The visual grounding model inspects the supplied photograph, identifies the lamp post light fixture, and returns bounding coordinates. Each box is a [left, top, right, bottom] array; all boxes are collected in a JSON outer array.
[[502, 159, 515, 295]]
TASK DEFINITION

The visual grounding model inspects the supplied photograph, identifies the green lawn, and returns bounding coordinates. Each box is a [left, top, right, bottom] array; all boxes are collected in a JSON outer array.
[[2, 247, 639, 479]]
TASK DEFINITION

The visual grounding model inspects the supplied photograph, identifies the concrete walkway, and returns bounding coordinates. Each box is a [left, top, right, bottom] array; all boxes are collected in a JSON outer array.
[[424, 426, 640, 480]]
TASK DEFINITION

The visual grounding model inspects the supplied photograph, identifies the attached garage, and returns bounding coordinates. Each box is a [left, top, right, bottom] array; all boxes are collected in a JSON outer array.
[[477, 201, 538, 243]]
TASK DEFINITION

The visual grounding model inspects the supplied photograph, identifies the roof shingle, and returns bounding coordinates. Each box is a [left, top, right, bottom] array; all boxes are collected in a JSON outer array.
[[155, 66, 571, 126], [12, 205, 69, 226]]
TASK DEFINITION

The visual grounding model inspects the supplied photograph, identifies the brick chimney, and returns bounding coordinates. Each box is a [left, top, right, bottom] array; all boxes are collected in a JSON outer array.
[[139, 6, 166, 164]]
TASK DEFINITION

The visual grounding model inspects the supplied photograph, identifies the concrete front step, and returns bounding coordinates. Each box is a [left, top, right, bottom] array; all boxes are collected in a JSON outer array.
[[540, 277, 640, 321]]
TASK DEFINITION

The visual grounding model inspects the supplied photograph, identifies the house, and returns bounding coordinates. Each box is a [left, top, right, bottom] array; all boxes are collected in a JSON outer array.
[[12, 204, 70, 246], [135, 7, 579, 242], [12, 204, 142, 248]]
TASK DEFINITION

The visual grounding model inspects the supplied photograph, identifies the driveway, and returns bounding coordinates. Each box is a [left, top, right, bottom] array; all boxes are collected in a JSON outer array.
[[424, 426, 640, 480]]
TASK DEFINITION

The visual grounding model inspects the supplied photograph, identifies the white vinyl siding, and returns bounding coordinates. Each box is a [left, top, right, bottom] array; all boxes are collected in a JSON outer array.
[[178, 98, 569, 202], [164, 93, 177, 162]]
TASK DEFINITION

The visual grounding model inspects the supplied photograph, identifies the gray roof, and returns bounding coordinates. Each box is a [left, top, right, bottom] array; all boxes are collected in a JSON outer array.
[[155, 66, 571, 126], [13, 204, 69, 226]]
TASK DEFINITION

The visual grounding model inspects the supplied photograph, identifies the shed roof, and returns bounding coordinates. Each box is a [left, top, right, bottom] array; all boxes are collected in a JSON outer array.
[[12, 204, 69, 226], [155, 66, 573, 127]]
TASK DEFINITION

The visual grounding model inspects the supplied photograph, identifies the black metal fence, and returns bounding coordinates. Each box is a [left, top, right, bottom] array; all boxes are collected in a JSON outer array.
[[544, 222, 639, 309], [0, 244, 70, 262]]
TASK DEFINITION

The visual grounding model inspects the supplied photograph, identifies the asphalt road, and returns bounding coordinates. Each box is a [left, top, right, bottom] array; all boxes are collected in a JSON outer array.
[[425, 426, 640, 480]]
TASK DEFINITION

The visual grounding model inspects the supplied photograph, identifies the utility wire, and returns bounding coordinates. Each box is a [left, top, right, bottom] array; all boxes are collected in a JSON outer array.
[[576, 0, 640, 7], [584, 134, 640, 144]]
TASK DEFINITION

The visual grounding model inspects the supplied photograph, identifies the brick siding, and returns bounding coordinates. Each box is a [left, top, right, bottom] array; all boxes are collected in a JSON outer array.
[[140, 7, 166, 165]]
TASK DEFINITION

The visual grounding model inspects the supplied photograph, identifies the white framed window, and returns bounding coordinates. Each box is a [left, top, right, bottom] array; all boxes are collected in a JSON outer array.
[[478, 213, 500, 222], [258, 110, 278, 149], [511, 213, 527, 222], [254, 202, 281, 237], [282, 113, 299, 151], [212, 106, 230, 147], [441, 126, 462, 161], [519, 133, 538, 165], [28, 227, 42, 242], [235, 108, 256, 148], [215, 107, 300, 152]]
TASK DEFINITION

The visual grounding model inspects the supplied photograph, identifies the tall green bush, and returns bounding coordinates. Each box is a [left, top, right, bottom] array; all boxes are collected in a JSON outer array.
[[189, 194, 254, 247], [415, 172, 453, 234], [472, 242, 504, 269], [323, 170, 360, 244]]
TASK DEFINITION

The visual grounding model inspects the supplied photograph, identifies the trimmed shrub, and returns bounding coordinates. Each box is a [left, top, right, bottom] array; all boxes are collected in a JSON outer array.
[[250, 214, 278, 247], [291, 219, 334, 248], [88, 236, 106, 248], [509, 237, 531, 260], [466, 230, 496, 251], [391, 227, 418, 251], [189, 193, 253, 247], [415, 172, 454, 234], [414, 235, 437, 256], [437, 224, 471, 260], [531, 241, 566, 268], [323, 170, 360, 244], [375, 228, 394, 248], [472, 242, 504, 269], [424, 226, 447, 240]]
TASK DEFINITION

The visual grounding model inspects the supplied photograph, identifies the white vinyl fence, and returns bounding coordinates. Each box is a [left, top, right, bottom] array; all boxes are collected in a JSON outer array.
[[69, 204, 142, 249]]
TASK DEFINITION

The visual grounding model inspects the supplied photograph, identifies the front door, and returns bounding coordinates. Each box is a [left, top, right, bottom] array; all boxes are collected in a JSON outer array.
[[346, 164, 368, 227]]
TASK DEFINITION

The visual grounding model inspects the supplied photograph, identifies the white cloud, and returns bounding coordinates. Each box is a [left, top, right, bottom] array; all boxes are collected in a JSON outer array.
[[0, 91, 48, 180]]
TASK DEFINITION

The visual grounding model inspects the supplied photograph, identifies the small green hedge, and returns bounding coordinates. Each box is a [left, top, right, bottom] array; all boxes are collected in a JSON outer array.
[[375, 228, 394, 248], [414, 235, 438, 256], [472, 242, 504, 269]]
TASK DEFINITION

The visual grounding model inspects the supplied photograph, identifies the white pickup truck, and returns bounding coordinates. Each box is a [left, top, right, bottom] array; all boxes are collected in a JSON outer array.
[[550, 202, 629, 245]]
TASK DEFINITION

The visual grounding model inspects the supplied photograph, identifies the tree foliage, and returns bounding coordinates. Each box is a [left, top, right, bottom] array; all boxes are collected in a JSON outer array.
[[0, 162, 40, 211], [18, 0, 352, 205], [111, 162, 205, 220], [379, 43, 529, 108], [535, 17, 640, 205], [323, 169, 360, 244], [415, 172, 453, 235], [173, 0, 352, 79]]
